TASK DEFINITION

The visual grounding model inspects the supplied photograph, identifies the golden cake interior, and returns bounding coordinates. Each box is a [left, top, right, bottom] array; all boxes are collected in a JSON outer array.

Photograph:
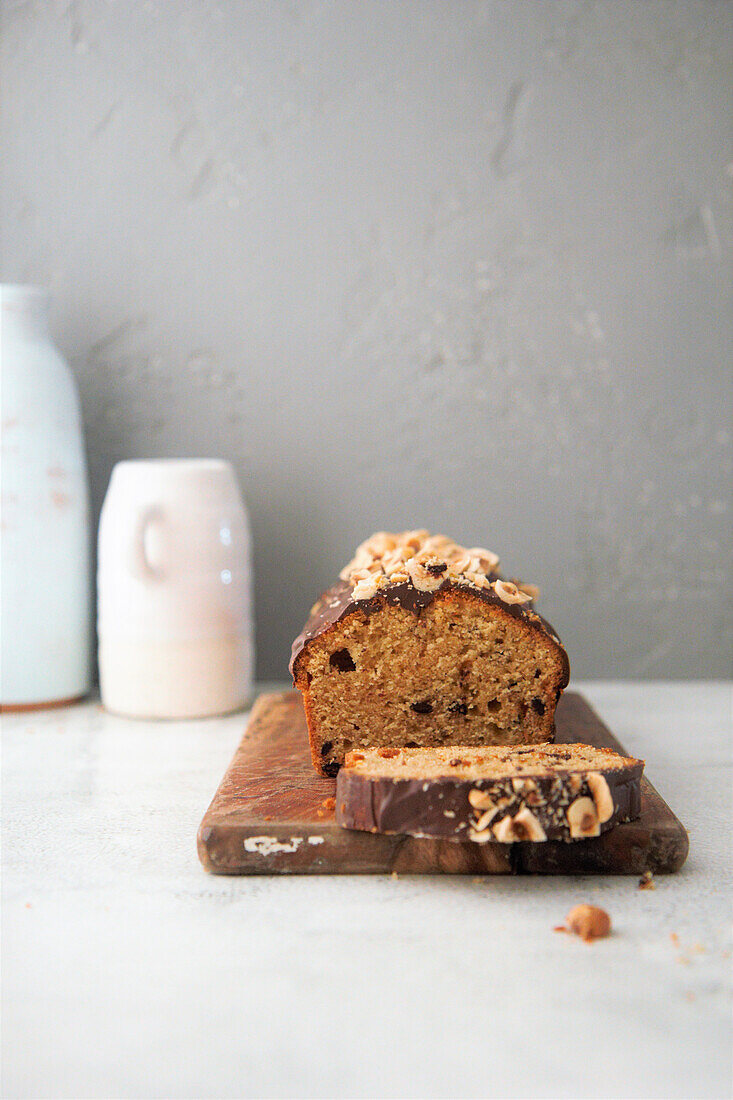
[[296, 588, 567, 774], [342, 743, 638, 781]]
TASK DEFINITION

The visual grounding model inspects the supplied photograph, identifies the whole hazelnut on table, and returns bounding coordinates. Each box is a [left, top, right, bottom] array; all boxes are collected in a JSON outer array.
[[565, 904, 611, 942]]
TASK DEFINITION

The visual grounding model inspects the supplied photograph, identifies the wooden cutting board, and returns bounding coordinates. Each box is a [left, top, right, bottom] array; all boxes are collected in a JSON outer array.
[[197, 690, 688, 876]]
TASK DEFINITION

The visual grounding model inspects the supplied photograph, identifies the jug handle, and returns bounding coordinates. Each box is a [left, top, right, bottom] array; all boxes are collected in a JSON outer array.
[[130, 505, 166, 581]]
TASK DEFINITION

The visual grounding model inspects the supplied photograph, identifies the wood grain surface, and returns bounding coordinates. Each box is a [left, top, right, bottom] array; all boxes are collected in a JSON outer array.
[[197, 690, 689, 876]]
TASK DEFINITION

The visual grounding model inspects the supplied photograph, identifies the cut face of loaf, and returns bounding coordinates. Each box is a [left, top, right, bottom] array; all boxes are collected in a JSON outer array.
[[336, 743, 644, 842], [291, 529, 569, 777]]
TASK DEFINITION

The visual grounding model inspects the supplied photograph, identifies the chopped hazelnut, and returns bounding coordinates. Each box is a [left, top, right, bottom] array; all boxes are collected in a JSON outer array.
[[565, 904, 611, 942], [492, 815, 517, 843], [468, 788, 495, 810], [493, 579, 532, 605], [465, 570, 491, 590], [512, 777, 537, 793], [406, 556, 445, 593], [567, 796, 601, 838], [586, 771, 614, 823], [491, 809, 546, 843], [511, 807, 547, 841], [473, 807, 499, 831], [447, 552, 473, 575], [402, 529, 429, 551], [466, 546, 500, 572], [352, 576, 379, 600], [382, 547, 409, 574]]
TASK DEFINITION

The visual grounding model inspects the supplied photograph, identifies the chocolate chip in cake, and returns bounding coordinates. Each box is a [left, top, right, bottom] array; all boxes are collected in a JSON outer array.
[[487, 699, 500, 713], [447, 701, 468, 715], [320, 741, 333, 756], [329, 648, 356, 672], [322, 761, 340, 777], [411, 701, 433, 714], [531, 697, 546, 716]]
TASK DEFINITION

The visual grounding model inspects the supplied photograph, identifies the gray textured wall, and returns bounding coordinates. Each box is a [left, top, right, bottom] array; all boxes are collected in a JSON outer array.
[[2, 0, 732, 680]]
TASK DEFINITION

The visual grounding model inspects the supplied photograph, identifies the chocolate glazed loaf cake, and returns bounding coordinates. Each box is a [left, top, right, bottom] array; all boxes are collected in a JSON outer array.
[[336, 744, 644, 842], [290, 530, 570, 777]]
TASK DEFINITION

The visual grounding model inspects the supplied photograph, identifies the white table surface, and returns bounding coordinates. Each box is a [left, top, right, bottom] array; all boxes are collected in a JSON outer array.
[[3, 681, 731, 1100]]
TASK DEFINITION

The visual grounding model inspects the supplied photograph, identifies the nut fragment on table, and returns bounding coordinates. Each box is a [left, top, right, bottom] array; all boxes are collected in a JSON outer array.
[[564, 904, 611, 942]]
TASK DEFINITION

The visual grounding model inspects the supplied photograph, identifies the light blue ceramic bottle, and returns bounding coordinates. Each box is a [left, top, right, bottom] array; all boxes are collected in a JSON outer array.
[[1, 285, 92, 708]]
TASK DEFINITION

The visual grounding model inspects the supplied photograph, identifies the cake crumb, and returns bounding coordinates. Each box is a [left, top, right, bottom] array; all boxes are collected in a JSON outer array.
[[638, 870, 655, 890]]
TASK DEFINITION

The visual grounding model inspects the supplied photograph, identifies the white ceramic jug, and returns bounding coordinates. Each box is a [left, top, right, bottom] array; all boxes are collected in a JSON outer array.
[[97, 459, 253, 718], [0, 285, 92, 709]]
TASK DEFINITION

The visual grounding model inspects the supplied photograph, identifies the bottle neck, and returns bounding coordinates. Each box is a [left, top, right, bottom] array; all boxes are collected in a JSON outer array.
[[1, 285, 51, 341]]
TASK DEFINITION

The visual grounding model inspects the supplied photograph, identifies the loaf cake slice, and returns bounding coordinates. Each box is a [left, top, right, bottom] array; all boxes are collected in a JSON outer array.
[[290, 530, 570, 776], [336, 743, 644, 842]]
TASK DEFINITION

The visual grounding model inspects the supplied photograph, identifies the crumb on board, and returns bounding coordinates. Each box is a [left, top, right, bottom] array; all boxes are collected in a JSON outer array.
[[638, 870, 655, 890]]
